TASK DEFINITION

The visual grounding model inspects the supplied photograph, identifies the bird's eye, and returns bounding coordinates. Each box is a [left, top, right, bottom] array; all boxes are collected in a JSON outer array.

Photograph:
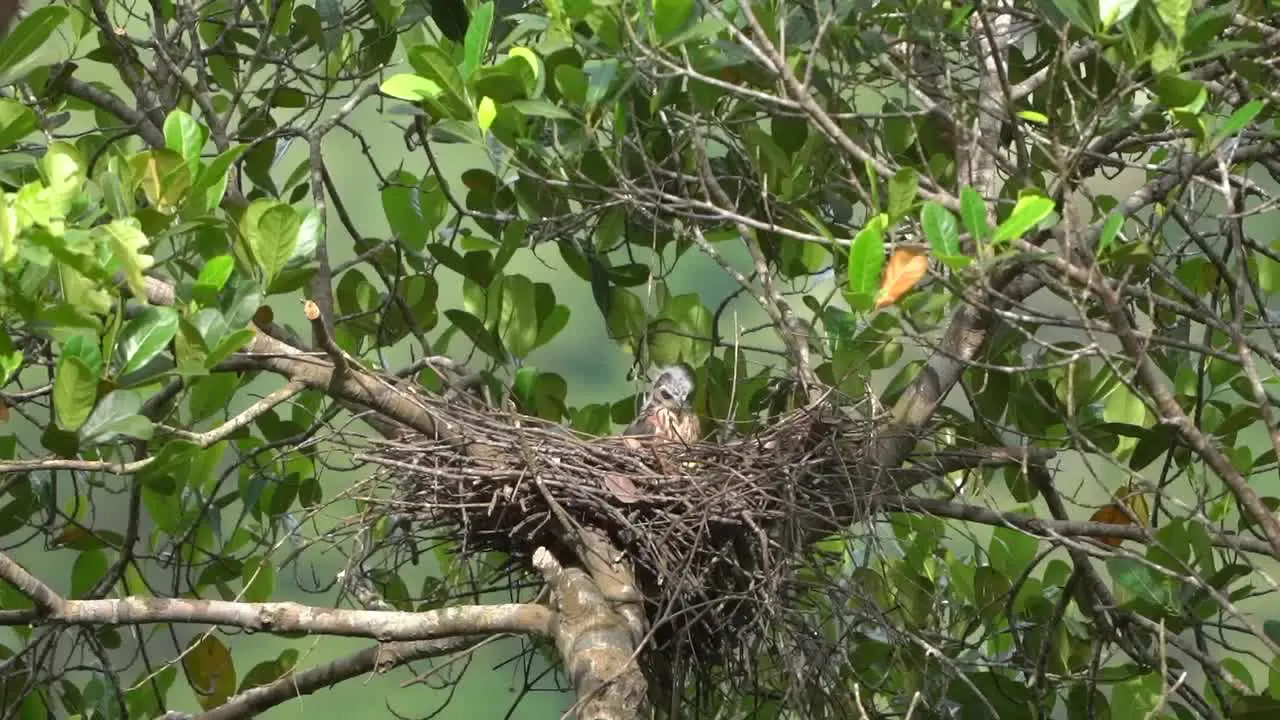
[[656, 388, 673, 401]]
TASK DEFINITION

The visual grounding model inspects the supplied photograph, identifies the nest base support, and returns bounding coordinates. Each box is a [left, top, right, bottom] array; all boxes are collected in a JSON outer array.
[[535, 544, 649, 720]]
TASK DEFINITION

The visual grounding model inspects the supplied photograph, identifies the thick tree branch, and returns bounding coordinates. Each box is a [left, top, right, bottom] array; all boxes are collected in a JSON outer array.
[[535, 545, 647, 720], [0, 592, 552, 641]]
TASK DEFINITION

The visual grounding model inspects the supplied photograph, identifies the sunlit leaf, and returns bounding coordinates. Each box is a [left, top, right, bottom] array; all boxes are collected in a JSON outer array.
[[992, 194, 1055, 244], [116, 306, 179, 377], [875, 248, 929, 309], [846, 218, 886, 311]]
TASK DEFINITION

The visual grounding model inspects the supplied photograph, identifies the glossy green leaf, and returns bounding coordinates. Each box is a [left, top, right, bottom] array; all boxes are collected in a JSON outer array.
[[462, 1, 495, 81], [97, 219, 155, 300], [79, 390, 154, 446], [192, 144, 248, 211], [1096, 212, 1124, 255], [959, 185, 989, 242], [380, 73, 444, 101], [117, 306, 179, 377], [992, 194, 1055, 244], [205, 328, 256, 368], [0, 99, 38, 150], [846, 219, 885, 311], [194, 256, 236, 306], [921, 201, 968, 269], [0, 6, 70, 77], [163, 109, 207, 170], [54, 351, 98, 433], [477, 96, 497, 131], [1098, 0, 1139, 28], [887, 167, 917, 222], [1217, 99, 1265, 140]]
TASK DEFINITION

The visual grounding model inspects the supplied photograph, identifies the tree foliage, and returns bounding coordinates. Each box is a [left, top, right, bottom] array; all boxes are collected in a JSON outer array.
[[2, 0, 1280, 717]]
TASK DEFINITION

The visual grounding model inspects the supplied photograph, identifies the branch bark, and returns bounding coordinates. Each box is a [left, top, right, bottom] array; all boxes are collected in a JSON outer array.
[[0, 579, 551, 642], [535, 545, 648, 720]]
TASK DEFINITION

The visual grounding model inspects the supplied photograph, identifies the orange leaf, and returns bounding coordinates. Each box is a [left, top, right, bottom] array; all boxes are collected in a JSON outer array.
[[875, 247, 929, 309], [1089, 503, 1138, 546]]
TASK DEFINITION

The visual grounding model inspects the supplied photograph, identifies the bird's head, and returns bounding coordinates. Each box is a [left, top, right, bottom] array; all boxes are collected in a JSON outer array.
[[649, 364, 695, 409]]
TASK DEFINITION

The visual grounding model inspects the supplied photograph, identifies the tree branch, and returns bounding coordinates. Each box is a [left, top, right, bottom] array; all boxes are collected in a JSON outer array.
[[891, 497, 1274, 557], [0, 592, 552, 642], [535, 545, 647, 720], [195, 636, 486, 720]]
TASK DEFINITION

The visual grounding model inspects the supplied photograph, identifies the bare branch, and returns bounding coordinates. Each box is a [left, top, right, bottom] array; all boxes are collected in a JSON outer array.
[[0, 595, 553, 641], [195, 636, 485, 720]]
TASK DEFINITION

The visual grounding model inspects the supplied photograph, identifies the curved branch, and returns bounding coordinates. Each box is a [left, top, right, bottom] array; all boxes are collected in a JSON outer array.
[[195, 636, 485, 720]]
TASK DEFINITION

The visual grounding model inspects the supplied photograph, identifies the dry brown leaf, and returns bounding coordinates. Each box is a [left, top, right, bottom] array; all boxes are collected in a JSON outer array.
[[1089, 487, 1149, 547], [875, 247, 929, 309]]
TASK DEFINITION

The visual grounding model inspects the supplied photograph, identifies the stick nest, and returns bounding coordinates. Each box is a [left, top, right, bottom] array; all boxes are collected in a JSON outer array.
[[363, 393, 884, 696]]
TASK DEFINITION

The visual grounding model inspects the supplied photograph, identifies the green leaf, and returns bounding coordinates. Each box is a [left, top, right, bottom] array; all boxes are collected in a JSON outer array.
[[380, 73, 444, 101], [291, 209, 323, 265], [462, 1, 495, 81], [845, 219, 886, 311], [97, 219, 154, 300], [477, 96, 497, 131], [533, 305, 570, 349], [921, 201, 968, 269], [447, 309, 504, 358], [555, 65, 588, 106], [205, 328, 256, 369], [582, 59, 618, 108], [992, 194, 1055, 244], [887, 167, 917, 222], [497, 273, 538, 358], [54, 351, 99, 432], [1217, 99, 1265, 141], [240, 557, 275, 602], [1096, 212, 1124, 255], [194, 256, 236, 306], [131, 148, 193, 211], [117, 306, 179, 377], [163, 110, 207, 171], [1098, 0, 1139, 29], [1153, 74, 1206, 111], [0, 329, 21, 385], [0, 99, 38, 150], [0, 6, 70, 77], [79, 390, 154, 446], [1109, 672, 1161, 718], [240, 200, 300, 284], [192, 144, 248, 212], [989, 525, 1038, 577], [654, 0, 695, 41], [70, 549, 108, 599], [254, 205, 301, 284], [651, 293, 712, 366], [959, 185, 989, 242], [381, 172, 430, 252]]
